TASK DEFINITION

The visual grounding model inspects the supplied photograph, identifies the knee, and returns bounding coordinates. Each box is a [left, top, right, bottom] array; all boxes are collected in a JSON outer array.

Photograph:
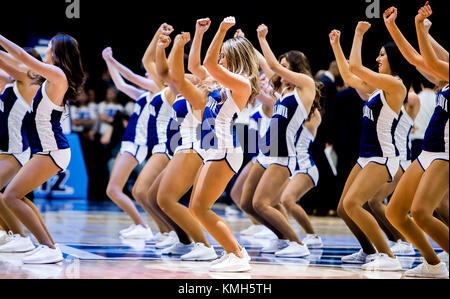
[[252, 199, 268, 215], [240, 198, 254, 215], [106, 184, 119, 200], [385, 204, 401, 227], [132, 185, 147, 205], [189, 199, 204, 221], [156, 193, 171, 212], [342, 198, 358, 218], [411, 206, 432, 228], [2, 191, 18, 210], [280, 195, 297, 211], [337, 200, 347, 219]]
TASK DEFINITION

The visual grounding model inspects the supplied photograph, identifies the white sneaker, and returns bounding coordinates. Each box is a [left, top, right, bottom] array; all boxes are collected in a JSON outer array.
[[437, 251, 449, 263], [341, 249, 369, 264], [0, 234, 35, 253], [240, 225, 265, 236], [261, 239, 290, 254], [209, 253, 251, 272], [119, 224, 136, 236], [181, 243, 217, 261], [302, 234, 323, 249], [120, 224, 153, 240], [211, 247, 251, 266], [155, 231, 178, 249], [405, 261, 449, 278], [0, 231, 12, 246], [241, 247, 251, 262], [362, 253, 402, 271], [390, 239, 415, 256], [254, 227, 278, 239], [22, 245, 63, 264], [275, 242, 310, 258], [161, 242, 194, 255]]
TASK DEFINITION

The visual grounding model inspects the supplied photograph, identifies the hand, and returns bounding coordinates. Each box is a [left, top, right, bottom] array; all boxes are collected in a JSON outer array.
[[159, 23, 174, 35], [196, 18, 211, 34], [355, 21, 371, 35], [220, 16, 236, 32], [415, 2, 432, 23], [383, 7, 398, 26], [102, 47, 113, 60], [234, 29, 245, 38], [257, 24, 268, 39], [174, 32, 191, 47], [157, 34, 172, 49], [329, 30, 341, 46], [423, 18, 432, 33]]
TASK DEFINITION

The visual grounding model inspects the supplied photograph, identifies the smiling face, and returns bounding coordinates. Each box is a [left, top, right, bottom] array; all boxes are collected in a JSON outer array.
[[376, 47, 392, 75]]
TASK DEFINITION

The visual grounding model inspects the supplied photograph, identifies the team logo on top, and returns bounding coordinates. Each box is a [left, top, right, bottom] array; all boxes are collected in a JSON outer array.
[[363, 106, 374, 121], [273, 104, 288, 119], [206, 96, 219, 113], [437, 94, 448, 112], [0, 101, 3, 113]]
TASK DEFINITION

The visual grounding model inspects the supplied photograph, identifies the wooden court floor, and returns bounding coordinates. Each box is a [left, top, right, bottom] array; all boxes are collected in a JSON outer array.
[[0, 199, 447, 279]]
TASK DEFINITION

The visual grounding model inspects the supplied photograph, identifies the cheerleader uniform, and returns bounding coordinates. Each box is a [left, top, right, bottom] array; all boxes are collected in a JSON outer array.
[[0, 82, 31, 166], [201, 88, 243, 174], [395, 106, 414, 172], [260, 87, 308, 176], [357, 90, 400, 182], [248, 104, 271, 169], [417, 85, 449, 170], [27, 81, 71, 172], [291, 125, 319, 186]]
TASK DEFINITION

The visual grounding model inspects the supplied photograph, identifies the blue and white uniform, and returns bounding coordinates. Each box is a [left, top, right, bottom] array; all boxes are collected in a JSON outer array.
[[417, 85, 449, 171], [120, 92, 152, 164], [170, 95, 206, 160], [357, 89, 400, 182], [0, 82, 31, 166], [248, 104, 271, 169], [147, 87, 175, 159], [27, 81, 71, 172], [201, 88, 243, 173], [395, 106, 414, 172], [291, 125, 319, 186], [260, 87, 308, 176]]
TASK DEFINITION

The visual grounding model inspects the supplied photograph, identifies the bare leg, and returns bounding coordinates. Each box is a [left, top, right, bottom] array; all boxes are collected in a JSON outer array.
[[368, 168, 407, 242], [337, 164, 376, 255], [133, 154, 171, 233], [157, 150, 210, 246], [386, 160, 443, 265], [253, 165, 300, 243], [435, 191, 449, 227], [281, 174, 316, 235], [230, 161, 259, 224], [190, 160, 242, 257], [106, 153, 147, 227], [3, 156, 60, 248]]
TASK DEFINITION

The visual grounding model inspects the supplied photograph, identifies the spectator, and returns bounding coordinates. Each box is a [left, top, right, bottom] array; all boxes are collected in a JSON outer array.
[[97, 86, 124, 139]]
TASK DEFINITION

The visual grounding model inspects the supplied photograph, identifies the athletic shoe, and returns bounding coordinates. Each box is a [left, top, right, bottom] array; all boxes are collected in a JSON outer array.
[[302, 234, 323, 249], [366, 253, 378, 263], [341, 249, 368, 264], [405, 261, 449, 278], [0, 231, 12, 246], [161, 242, 194, 255], [254, 227, 278, 239], [22, 245, 63, 264], [275, 242, 310, 258], [361, 253, 402, 271], [390, 240, 415, 256], [240, 225, 265, 236], [120, 224, 153, 240], [119, 224, 136, 236], [181, 243, 218, 261], [261, 239, 289, 254], [155, 231, 178, 249], [211, 247, 251, 266], [0, 234, 35, 253], [209, 253, 251, 272], [241, 247, 251, 262], [437, 251, 449, 263]]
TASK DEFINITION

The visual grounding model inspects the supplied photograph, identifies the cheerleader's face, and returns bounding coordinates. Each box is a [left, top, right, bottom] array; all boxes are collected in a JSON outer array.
[[44, 42, 54, 65], [280, 57, 290, 84], [376, 47, 392, 75], [219, 50, 227, 68]]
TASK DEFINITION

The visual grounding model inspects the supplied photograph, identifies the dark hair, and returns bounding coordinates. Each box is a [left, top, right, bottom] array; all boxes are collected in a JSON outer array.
[[271, 50, 323, 118], [383, 42, 417, 101], [50, 33, 86, 104]]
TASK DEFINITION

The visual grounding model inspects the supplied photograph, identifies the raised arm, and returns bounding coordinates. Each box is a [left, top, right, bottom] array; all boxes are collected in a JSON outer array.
[[102, 47, 145, 100], [142, 24, 173, 89], [188, 18, 211, 80], [349, 22, 405, 95], [0, 34, 67, 90], [155, 34, 173, 84], [0, 68, 12, 86], [415, 3, 449, 81], [383, 6, 442, 82], [203, 17, 252, 110], [329, 30, 375, 100], [257, 24, 315, 94], [0, 51, 29, 82], [170, 32, 207, 111]]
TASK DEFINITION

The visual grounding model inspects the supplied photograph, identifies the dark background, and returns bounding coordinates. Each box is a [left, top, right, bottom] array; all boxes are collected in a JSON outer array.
[[1, 0, 448, 82]]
